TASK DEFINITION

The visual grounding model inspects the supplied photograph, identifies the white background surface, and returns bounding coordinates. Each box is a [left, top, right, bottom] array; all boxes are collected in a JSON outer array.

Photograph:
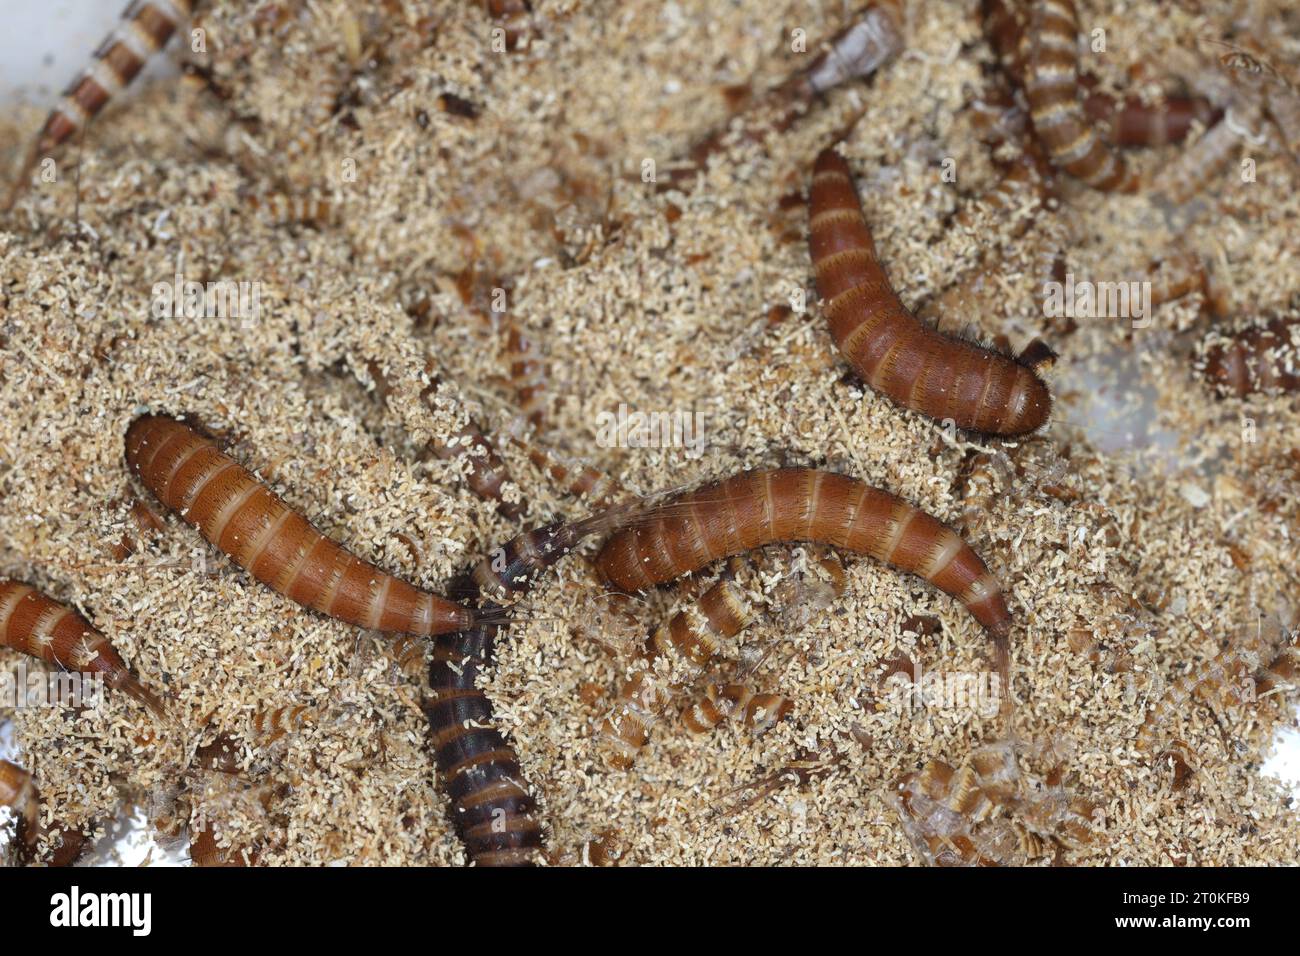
[[1, 0, 1296, 863]]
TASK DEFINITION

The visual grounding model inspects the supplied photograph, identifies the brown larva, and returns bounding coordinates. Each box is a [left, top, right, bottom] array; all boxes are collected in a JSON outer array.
[[0, 759, 39, 855], [1202, 315, 1300, 397], [0, 579, 164, 715], [427, 506, 634, 866], [124, 413, 482, 637], [1018, 0, 1137, 192], [809, 148, 1053, 436], [3, 0, 197, 212], [595, 467, 1015, 684]]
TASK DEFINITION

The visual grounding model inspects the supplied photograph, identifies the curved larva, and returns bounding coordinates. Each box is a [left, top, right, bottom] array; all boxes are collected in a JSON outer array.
[[124, 414, 478, 637], [0, 579, 164, 715], [427, 510, 627, 866], [681, 684, 793, 735], [1019, 0, 1136, 192], [809, 149, 1052, 436], [595, 468, 1014, 680], [2, 0, 195, 211], [600, 578, 754, 770], [251, 705, 315, 745], [1201, 316, 1300, 397]]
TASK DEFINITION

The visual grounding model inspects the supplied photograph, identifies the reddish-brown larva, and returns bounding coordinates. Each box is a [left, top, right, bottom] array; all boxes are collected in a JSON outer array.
[[1081, 87, 1221, 149], [1019, 0, 1137, 192], [3, 0, 196, 211], [596, 468, 1014, 682], [124, 414, 480, 637], [809, 149, 1052, 436], [1202, 316, 1300, 397], [251, 705, 315, 745], [0, 579, 164, 715]]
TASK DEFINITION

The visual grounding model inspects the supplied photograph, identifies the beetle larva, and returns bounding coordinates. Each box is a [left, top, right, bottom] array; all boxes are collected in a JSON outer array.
[[1152, 100, 1265, 206], [809, 148, 1053, 436], [428, 507, 631, 866], [595, 468, 1014, 683], [1018, 0, 1137, 191], [0, 579, 164, 715], [601, 577, 754, 770], [0, 760, 91, 867], [1081, 88, 1222, 149], [125, 413, 480, 636], [664, 0, 905, 188], [251, 705, 315, 745], [2, 0, 197, 211], [681, 683, 793, 735], [1202, 315, 1300, 397]]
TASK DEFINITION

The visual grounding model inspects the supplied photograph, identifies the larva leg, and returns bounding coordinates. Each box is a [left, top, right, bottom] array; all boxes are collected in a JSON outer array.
[[125, 414, 479, 636], [0, 579, 164, 715], [3, 0, 198, 212], [810, 149, 1053, 436], [596, 468, 1015, 686]]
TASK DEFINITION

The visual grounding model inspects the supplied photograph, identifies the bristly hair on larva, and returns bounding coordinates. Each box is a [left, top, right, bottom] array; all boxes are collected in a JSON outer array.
[[0, 579, 165, 716], [809, 148, 1053, 436], [2, 0, 198, 212], [124, 413, 481, 637], [595, 468, 1015, 687]]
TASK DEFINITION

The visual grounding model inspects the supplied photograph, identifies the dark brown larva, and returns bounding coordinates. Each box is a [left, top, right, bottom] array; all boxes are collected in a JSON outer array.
[[810, 149, 1052, 436], [124, 413, 479, 636], [3, 0, 196, 211], [427, 506, 630, 866], [1081, 87, 1221, 149], [1202, 316, 1300, 397], [1018, 0, 1137, 191], [0, 579, 164, 715], [596, 468, 1014, 681]]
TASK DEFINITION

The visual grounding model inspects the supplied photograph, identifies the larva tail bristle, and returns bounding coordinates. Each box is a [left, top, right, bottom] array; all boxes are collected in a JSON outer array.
[[1018, 338, 1058, 371]]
